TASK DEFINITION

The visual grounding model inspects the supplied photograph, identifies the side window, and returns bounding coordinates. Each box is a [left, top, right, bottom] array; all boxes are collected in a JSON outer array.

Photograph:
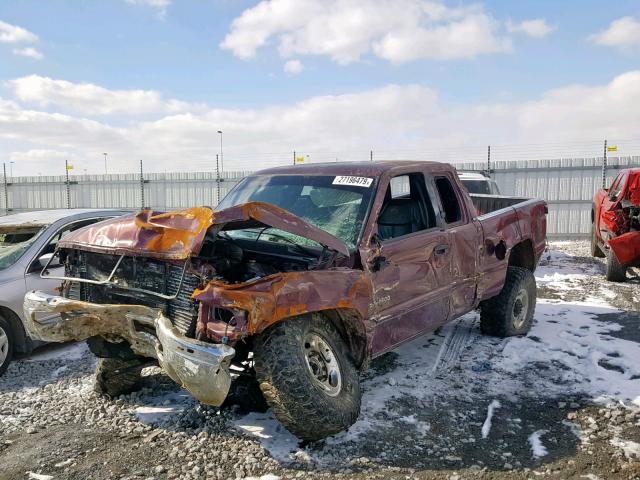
[[41, 218, 109, 255], [377, 173, 436, 241], [435, 176, 462, 224]]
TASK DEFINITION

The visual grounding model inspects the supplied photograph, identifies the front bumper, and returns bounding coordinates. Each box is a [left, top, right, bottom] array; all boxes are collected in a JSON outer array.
[[23, 290, 235, 406]]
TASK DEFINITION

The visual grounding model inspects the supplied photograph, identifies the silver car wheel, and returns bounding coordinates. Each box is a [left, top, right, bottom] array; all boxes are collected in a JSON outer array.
[[303, 333, 342, 397], [0, 325, 9, 367], [512, 289, 529, 329]]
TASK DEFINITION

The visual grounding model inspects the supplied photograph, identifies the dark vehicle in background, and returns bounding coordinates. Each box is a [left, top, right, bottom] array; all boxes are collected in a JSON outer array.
[[591, 168, 640, 281], [0, 209, 130, 376], [24, 162, 546, 440]]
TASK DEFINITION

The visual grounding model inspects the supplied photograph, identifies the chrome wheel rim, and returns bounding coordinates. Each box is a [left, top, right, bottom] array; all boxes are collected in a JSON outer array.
[[512, 289, 529, 329], [303, 333, 342, 397], [0, 326, 8, 367]]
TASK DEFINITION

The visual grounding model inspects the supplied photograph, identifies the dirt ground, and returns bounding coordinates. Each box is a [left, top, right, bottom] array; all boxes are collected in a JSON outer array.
[[1, 241, 639, 480]]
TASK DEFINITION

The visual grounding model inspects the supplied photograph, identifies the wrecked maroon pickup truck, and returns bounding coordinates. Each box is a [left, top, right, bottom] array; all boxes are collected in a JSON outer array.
[[591, 168, 640, 281], [24, 161, 547, 440]]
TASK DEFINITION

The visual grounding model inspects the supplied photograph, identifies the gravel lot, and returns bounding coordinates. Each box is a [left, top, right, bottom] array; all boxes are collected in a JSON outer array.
[[1, 241, 639, 480]]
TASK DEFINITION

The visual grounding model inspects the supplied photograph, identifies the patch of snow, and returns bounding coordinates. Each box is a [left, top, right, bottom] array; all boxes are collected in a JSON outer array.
[[610, 437, 640, 460], [481, 400, 501, 439], [496, 300, 640, 405], [244, 475, 281, 480], [398, 414, 430, 435], [133, 391, 194, 425], [26, 342, 88, 362], [27, 473, 54, 480], [528, 429, 548, 458], [234, 411, 303, 464]]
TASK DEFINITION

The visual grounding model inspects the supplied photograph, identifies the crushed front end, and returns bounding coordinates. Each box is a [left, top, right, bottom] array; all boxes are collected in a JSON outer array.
[[23, 203, 364, 407], [23, 249, 236, 406], [604, 173, 640, 267]]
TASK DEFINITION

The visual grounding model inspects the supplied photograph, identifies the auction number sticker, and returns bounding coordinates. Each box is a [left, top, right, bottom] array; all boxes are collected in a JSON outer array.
[[332, 176, 373, 187]]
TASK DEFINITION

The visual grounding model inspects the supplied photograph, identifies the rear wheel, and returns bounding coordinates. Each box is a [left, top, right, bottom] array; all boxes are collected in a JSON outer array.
[[590, 222, 605, 258], [94, 357, 146, 397], [605, 248, 627, 282], [480, 266, 536, 337], [0, 317, 14, 377], [254, 314, 361, 441]]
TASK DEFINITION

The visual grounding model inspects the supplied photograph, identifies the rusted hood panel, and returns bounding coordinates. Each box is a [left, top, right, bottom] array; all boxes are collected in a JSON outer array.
[[59, 201, 350, 259], [59, 207, 215, 260]]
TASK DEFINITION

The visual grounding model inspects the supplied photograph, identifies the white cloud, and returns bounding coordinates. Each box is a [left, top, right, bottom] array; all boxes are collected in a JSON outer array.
[[7, 75, 201, 115], [590, 16, 640, 50], [283, 59, 304, 75], [220, 0, 512, 65], [12, 47, 43, 60], [2, 71, 640, 174], [125, 0, 171, 18], [506, 19, 555, 38], [0, 20, 38, 44]]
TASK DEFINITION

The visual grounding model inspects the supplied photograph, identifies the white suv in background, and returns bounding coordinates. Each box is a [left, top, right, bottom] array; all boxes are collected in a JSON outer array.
[[458, 171, 501, 195]]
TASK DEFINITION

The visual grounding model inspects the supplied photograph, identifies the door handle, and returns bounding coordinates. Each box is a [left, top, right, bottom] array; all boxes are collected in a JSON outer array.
[[434, 244, 450, 256]]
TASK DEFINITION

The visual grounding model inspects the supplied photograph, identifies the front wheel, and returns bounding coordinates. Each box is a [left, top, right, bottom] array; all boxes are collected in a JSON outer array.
[[0, 316, 14, 377], [590, 222, 605, 258], [254, 314, 361, 441], [480, 266, 537, 337], [605, 248, 627, 282], [94, 357, 146, 397]]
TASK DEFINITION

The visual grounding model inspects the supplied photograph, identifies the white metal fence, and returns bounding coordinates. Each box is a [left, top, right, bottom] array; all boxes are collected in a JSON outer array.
[[2, 156, 639, 238]]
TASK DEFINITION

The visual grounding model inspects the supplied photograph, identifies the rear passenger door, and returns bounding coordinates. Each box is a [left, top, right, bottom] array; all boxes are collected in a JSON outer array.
[[364, 172, 452, 356], [432, 173, 481, 319]]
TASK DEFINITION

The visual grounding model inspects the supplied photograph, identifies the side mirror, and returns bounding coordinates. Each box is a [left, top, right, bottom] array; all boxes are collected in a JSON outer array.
[[38, 253, 61, 269]]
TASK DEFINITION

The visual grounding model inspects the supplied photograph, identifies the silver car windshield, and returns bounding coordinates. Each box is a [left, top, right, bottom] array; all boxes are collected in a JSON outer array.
[[0, 227, 44, 270]]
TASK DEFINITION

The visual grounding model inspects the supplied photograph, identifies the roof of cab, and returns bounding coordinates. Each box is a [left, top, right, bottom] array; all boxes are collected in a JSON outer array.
[[0, 209, 130, 227], [255, 161, 454, 177]]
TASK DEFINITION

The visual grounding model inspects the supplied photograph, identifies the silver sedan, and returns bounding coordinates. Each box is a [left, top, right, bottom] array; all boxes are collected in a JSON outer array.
[[0, 209, 130, 376]]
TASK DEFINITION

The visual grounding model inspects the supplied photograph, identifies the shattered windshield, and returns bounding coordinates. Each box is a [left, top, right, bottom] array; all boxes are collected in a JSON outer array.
[[217, 174, 376, 249], [0, 227, 44, 270]]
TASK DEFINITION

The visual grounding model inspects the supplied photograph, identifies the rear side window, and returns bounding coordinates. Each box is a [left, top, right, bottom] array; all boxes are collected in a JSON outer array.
[[435, 177, 462, 224]]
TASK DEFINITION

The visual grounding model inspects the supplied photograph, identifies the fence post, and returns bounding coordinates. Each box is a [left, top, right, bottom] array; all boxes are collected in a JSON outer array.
[[3, 163, 7, 215], [370, 150, 373, 162], [139, 159, 145, 209], [293, 150, 296, 166], [65, 160, 71, 209], [216, 154, 221, 205], [487, 145, 491, 174], [602, 139, 608, 188]]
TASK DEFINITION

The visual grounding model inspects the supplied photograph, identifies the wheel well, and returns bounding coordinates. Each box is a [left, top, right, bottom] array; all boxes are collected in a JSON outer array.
[[0, 306, 29, 353], [508, 240, 535, 272], [321, 309, 368, 370]]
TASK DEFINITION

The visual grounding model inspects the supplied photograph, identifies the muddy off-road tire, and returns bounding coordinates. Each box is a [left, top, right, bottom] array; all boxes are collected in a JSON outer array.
[[605, 248, 627, 282], [480, 266, 536, 337], [94, 357, 146, 397], [0, 315, 14, 377], [591, 223, 605, 258], [254, 314, 361, 441]]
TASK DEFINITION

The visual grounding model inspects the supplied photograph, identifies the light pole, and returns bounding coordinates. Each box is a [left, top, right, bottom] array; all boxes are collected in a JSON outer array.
[[9, 161, 14, 179], [103, 152, 108, 175], [217, 130, 223, 174]]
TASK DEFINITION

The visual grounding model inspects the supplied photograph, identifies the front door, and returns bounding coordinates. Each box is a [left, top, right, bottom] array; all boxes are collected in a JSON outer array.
[[363, 172, 452, 356]]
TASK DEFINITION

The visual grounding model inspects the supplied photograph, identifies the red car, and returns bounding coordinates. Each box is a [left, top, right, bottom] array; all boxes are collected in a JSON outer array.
[[591, 168, 640, 281]]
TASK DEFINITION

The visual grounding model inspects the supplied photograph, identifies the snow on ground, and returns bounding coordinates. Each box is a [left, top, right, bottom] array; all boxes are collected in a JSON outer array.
[[528, 430, 549, 459]]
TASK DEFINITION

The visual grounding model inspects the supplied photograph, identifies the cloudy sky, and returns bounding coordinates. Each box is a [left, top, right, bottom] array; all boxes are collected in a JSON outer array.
[[0, 0, 639, 175]]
